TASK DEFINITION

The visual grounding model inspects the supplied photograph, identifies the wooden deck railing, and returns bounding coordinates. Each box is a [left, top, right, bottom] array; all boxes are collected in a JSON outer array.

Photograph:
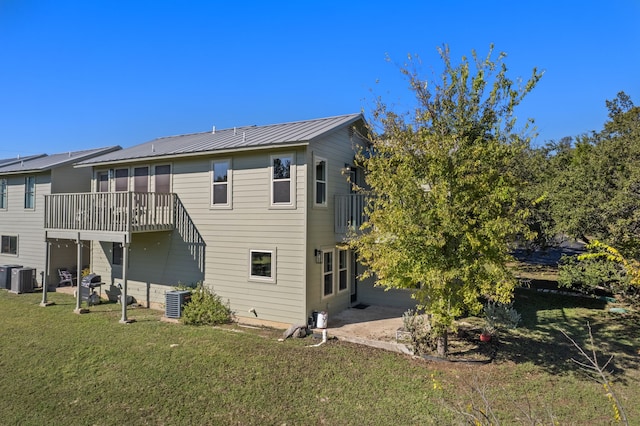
[[44, 192, 176, 233], [334, 194, 368, 234]]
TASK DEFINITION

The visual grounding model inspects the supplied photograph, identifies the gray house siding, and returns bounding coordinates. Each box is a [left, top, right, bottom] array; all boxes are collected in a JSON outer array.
[[88, 148, 308, 325], [305, 127, 359, 318], [0, 173, 50, 285], [1, 150, 118, 288]]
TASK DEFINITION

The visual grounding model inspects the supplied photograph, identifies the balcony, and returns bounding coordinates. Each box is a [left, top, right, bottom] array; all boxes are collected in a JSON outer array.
[[44, 192, 176, 239], [334, 193, 368, 235]]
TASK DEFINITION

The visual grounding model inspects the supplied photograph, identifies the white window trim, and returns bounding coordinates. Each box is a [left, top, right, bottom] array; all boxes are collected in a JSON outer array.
[[337, 249, 349, 293], [1, 235, 18, 256], [24, 176, 36, 210], [321, 248, 335, 299], [248, 248, 276, 284], [269, 153, 296, 209], [210, 159, 232, 209], [313, 155, 328, 208], [0, 178, 7, 210]]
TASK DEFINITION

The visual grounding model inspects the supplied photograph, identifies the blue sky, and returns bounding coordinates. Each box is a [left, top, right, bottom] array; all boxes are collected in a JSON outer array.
[[1, 1, 639, 158]]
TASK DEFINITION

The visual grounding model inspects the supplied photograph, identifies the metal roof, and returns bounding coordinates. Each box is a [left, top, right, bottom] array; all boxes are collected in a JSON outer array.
[[78, 113, 363, 166], [0, 154, 47, 168], [0, 146, 121, 174]]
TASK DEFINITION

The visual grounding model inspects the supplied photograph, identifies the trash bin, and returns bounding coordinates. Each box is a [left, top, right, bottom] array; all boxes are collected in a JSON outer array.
[[0, 265, 22, 290]]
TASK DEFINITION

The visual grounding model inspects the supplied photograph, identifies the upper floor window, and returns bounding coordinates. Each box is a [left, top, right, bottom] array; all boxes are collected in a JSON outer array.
[[134, 167, 149, 192], [154, 165, 171, 193], [1, 235, 17, 255], [24, 176, 35, 209], [97, 171, 109, 192], [211, 160, 231, 208], [0, 179, 7, 209], [314, 157, 327, 206], [115, 168, 129, 192], [270, 154, 295, 208]]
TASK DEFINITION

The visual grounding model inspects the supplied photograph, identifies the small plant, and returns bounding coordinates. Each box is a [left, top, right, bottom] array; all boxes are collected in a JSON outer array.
[[181, 283, 232, 326], [401, 309, 434, 355], [482, 301, 521, 337]]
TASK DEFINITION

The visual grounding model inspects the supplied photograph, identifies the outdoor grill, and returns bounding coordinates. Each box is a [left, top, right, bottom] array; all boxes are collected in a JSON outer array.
[[80, 274, 103, 306]]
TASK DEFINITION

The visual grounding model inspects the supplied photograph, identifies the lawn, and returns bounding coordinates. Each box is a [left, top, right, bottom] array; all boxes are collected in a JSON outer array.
[[0, 289, 637, 425]]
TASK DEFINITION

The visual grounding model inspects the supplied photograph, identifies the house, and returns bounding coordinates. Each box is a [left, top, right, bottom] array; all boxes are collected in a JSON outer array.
[[42, 114, 415, 326], [0, 147, 121, 288]]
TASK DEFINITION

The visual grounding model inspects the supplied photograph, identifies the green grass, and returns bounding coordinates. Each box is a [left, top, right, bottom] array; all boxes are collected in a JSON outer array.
[[0, 290, 638, 425]]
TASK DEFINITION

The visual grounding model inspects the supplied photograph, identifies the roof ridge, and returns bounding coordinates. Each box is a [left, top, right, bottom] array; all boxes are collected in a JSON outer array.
[[152, 113, 361, 141]]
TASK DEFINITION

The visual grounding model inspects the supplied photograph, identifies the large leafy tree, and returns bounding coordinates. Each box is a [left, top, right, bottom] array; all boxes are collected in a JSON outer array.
[[546, 92, 640, 258], [351, 46, 542, 356]]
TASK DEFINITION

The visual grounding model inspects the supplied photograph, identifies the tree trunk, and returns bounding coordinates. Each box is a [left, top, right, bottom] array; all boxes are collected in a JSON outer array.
[[436, 333, 448, 358]]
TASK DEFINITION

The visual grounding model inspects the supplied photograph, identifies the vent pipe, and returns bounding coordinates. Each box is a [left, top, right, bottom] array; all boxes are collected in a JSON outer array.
[[233, 127, 237, 136], [212, 126, 216, 134]]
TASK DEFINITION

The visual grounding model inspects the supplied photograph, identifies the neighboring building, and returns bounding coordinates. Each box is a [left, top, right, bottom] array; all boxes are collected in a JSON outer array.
[[0, 147, 121, 287], [43, 114, 415, 326]]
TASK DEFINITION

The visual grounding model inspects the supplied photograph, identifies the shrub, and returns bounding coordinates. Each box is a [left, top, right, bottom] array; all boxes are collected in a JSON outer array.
[[401, 309, 434, 355], [180, 283, 232, 326], [558, 254, 639, 303], [483, 301, 521, 336]]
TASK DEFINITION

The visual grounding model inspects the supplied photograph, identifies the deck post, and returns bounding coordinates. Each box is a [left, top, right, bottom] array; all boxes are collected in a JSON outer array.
[[119, 241, 132, 324], [40, 240, 54, 307], [74, 234, 85, 313]]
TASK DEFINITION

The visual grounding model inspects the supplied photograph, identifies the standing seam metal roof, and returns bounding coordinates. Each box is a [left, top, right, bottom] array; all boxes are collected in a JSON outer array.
[[0, 146, 121, 174], [78, 113, 363, 165]]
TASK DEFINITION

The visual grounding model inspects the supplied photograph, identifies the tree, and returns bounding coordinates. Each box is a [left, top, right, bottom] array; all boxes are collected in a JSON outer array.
[[350, 45, 542, 356], [546, 92, 640, 258]]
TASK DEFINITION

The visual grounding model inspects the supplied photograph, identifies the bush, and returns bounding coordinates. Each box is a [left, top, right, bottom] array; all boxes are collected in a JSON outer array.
[[558, 255, 636, 300], [401, 309, 434, 355], [180, 283, 232, 326], [483, 301, 521, 336]]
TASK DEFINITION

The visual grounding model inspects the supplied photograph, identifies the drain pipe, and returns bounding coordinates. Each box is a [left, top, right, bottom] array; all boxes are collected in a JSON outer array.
[[307, 329, 328, 347], [307, 311, 328, 347]]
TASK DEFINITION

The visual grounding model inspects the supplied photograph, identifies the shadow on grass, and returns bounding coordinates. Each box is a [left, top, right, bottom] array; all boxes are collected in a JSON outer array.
[[493, 286, 640, 383]]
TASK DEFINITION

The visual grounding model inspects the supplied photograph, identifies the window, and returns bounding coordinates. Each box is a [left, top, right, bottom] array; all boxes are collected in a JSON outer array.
[[270, 154, 295, 207], [112, 243, 123, 266], [338, 249, 348, 292], [314, 157, 327, 206], [1, 235, 17, 255], [115, 168, 129, 192], [97, 171, 109, 192], [24, 176, 35, 209], [154, 165, 171, 193], [211, 160, 231, 207], [249, 249, 275, 282], [134, 167, 149, 192], [0, 178, 6, 209], [323, 249, 334, 297]]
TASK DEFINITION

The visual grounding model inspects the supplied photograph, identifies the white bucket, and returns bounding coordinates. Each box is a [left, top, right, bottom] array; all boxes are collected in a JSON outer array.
[[316, 311, 328, 329]]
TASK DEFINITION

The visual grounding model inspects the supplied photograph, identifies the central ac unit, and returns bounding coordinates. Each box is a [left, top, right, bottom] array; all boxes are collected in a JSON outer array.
[[10, 268, 34, 294], [165, 290, 191, 319]]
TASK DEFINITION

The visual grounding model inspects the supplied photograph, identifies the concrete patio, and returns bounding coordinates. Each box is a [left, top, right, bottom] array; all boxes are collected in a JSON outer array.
[[325, 304, 412, 354]]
